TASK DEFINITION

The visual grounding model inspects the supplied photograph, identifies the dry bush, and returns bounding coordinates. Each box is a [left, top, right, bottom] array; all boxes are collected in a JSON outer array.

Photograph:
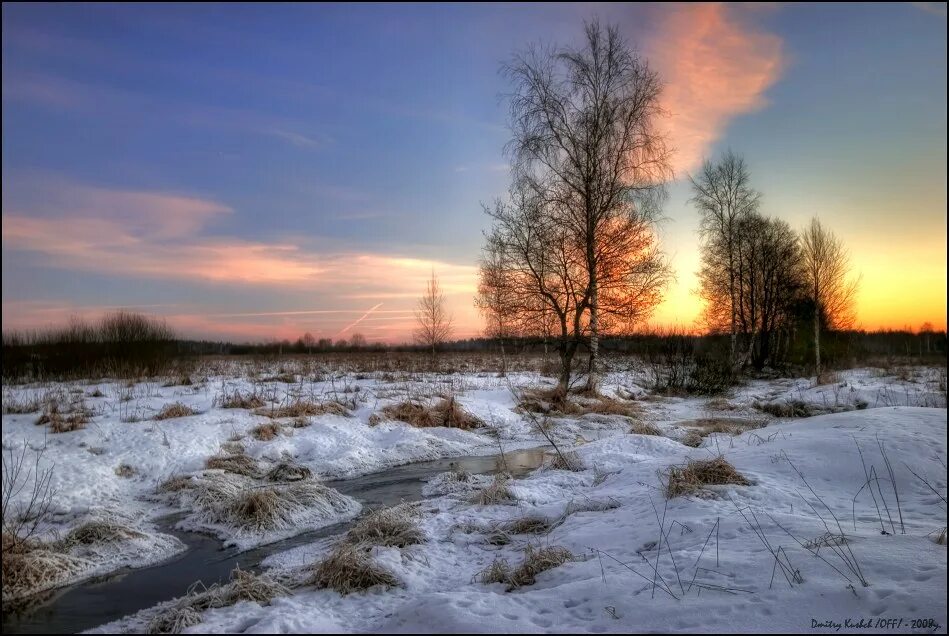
[[546, 450, 585, 472], [251, 422, 282, 441], [344, 505, 423, 548], [472, 474, 516, 505], [307, 543, 399, 594], [256, 399, 348, 419], [266, 462, 312, 482], [36, 401, 90, 433], [630, 421, 662, 436], [507, 545, 573, 590], [205, 453, 260, 477], [154, 402, 195, 420], [376, 397, 482, 430], [291, 417, 311, 428], [60, 520, 144, 548], [475, 557, 511, 584], [504, 515, 551, 535], [664, 456, 751, 498], [115, 463, 136, 478]]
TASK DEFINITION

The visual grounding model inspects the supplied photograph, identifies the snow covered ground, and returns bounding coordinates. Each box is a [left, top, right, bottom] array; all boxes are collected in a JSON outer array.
[[2, 361, 946, 631]]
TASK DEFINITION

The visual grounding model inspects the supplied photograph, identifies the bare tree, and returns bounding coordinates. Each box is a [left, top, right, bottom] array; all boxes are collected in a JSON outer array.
[[2, 442, 56, 551], [504, 20, 671, 392], [800, 218, 859, 375], [690, 150, 761, 368], [414, 271, 453, 366], [476, 229, 519, 376]]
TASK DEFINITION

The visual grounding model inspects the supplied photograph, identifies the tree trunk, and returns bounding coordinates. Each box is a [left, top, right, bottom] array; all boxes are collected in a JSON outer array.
[[814, 303, 821, 378], [586, 279, 599, 393]]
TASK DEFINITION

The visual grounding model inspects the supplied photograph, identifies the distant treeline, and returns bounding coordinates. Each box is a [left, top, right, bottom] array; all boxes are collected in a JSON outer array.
[[2, 311, 945, 382]]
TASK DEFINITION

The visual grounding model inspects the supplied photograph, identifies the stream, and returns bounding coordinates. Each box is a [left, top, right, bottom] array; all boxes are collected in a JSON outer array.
[[1, 446, 550, 634]]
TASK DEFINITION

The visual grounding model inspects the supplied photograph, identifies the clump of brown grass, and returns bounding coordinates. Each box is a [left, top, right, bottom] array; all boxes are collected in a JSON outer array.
[[115, 463, 136, 478], [220, 440, 244, 455], [205, 453, 260, 477], [36, 402, 90, 433], [1, 542, 89, 602], [60, 521, 144, 548], [475, 557, 511, 584], [344, 505, 423, 548], [664, 456, 751, 498], [506, 545, 573, 590], [376, 397, 482, 429], [219, 391, 266, 409], [159, 475, 193, 493], [266, 462, 312, 482], [518, 388, 638, 419], [754, 399, 815, 418], [251, 422, 282, 441], [307, 543, 399, 594], [201, 481, 355, 534], [630, 421, 662, 436], [146, 605, 202, 634], [255, 399, 349, 419], [154, 402, 195, 420], [546, 450, 585, 472], [146, 567, 288, 634], [472, 474, 516, 505], [680, 430, 704, 448], [504, 515, 551, 535]]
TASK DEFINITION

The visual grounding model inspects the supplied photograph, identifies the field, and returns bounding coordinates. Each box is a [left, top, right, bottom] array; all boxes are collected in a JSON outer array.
[[1, 354, 946, 633]]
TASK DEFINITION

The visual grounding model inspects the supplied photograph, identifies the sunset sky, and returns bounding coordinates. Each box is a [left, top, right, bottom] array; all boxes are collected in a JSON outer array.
[[2, 3, 946, 342]]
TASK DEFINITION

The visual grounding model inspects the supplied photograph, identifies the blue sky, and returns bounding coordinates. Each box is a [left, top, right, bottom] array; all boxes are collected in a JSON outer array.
[[2, 3, 946, 341]]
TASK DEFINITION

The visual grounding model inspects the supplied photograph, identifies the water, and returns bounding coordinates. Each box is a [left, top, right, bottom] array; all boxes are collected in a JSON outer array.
[[1, 446, 549, 634]]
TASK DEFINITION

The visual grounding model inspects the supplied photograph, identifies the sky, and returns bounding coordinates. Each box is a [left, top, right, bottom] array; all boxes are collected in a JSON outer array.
[[2, 2, 946, 343]]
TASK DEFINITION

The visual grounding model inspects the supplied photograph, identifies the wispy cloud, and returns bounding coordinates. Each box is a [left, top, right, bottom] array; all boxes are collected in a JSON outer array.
[[647, 3, 785, 175]]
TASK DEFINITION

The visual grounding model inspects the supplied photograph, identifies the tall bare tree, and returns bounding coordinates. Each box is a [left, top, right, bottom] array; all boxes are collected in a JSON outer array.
[[414, 271, 453, 366], [800, 218, 858, 375], [690, 151, 761, 367], [504, 20, 671, 392]]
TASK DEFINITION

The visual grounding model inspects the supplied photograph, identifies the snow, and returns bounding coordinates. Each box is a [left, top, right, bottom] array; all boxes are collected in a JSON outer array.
[[3, 364, 946, 632]]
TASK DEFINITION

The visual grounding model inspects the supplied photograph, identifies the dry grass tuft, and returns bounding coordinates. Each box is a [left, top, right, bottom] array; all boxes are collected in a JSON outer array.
[[546, 450, 585, 472], [266, 462, 312, 482], [754, 399, 814, 418], [220, 440, 245, 455], [115, 463, 136, 478], [1, 543, 89, 602], [146, 606, 202, 634], [504, 515, 551, 535], [159, 475, 194, 493], [60, 521, 144, 548], [154, 402, 196, 420], [307, 543, 399, 594], [344, 505, 423, 548], [146, 567, 288, 633], [472, 474, 516, 505], [506, 545, 573, 590], [219, 391, 266, 410], [251, 422, 282, 441], [680, 430, 704, 448], [664, 456, 751, 498], [36, 402, 90, 433], [518, 388, 638, 419], [475, 557, 511, 584], [630, 421, 662, 436], [376, 397, 482, 429], [205, 453, 260, 477], [255, 399, 349, 419], [202, 481, 354, 534]]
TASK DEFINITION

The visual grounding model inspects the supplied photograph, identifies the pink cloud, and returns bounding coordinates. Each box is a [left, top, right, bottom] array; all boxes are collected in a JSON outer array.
[[647, 3, 784, 175]]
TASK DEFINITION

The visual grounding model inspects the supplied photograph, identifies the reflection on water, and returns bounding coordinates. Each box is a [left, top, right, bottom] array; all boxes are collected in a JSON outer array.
[[1, 446, 549, 634]]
